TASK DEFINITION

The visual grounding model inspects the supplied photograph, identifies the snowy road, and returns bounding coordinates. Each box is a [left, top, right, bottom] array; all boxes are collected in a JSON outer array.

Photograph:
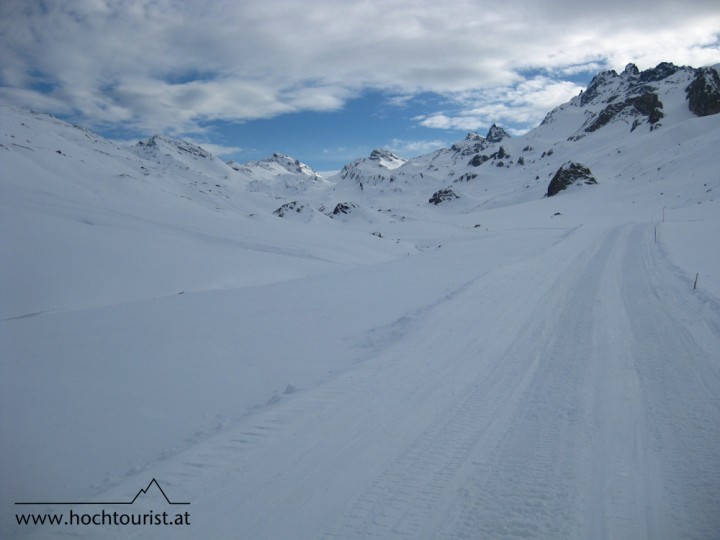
[[18, 222, 720, 540]]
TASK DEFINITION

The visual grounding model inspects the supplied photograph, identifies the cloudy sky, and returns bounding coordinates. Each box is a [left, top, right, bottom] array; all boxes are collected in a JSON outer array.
[[2, 0, 719, 169]]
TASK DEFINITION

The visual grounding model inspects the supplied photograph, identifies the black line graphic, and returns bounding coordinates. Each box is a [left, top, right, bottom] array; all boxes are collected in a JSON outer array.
[[15, 478, 190, 506]]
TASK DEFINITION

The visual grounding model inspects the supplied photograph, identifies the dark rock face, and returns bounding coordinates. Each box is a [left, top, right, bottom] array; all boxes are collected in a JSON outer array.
[[429, 188, 459, 205], [452, 141, 485, 157], [486, 124, 511, 143], [273, 201, 305, 217], [632, 92, 665, 124], [546, 162, 597, 197], [639, 62, 680, 83], [454, 172, 478, 182], [585, 91, 663, 132], [624, 63, 640, 77], [687, 67, 720, 117], [332, 202, 356, 215], [468, 154, 490, 167], [468, 146, 509, 167], [579, 63, 682, 109]]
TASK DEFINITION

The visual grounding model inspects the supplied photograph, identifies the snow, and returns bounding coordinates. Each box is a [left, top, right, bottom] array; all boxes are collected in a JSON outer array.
[[658, 199, 720, 298], [2, 62, 720, 540]]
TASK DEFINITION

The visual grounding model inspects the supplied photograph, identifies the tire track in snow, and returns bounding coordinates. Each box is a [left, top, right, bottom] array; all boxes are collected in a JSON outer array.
[[619, 224, 720, 540], [44, 224, 720, 540], [439, 223, 720, 540], [321, 226, 623, 539], [438, 225, 630, 540]]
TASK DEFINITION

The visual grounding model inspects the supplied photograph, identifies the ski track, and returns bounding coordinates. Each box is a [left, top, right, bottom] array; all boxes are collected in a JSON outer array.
[[25, 222, 720, 540], [436, 223, 720, 540]]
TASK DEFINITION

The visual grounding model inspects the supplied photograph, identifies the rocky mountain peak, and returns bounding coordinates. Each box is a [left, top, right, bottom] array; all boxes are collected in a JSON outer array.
[[623, 63, 640, 77], [266, 153, 317, 176], [580, 70, 619, 106], [465, 131, 485, 141], [368, 149, 405, 169], [639, 62, 682, 83], [486, 124, 511, 143], [369, 148, 400, 161]]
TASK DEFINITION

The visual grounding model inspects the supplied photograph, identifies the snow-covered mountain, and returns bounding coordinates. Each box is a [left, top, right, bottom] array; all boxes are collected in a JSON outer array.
[[324, 62, 718, 210], [227, 152, 329, 196], [335, 148, 407, 187], [3, 61, 717, 230], [2, 62, 720, 540]]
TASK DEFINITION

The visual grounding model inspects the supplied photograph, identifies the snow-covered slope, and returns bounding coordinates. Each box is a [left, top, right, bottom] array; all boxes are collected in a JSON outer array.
[[227, 152, 330, 196], [335, 148, 407, 186], [2, 62, 720, 540], [0, 107, 407, 319]]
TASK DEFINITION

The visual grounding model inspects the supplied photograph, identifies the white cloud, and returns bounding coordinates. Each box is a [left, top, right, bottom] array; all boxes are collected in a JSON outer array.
[[415, 114, 483, 131], [388, 138, 449, 157], [415, 76, 585, 132], [1, 0, 718, 136]]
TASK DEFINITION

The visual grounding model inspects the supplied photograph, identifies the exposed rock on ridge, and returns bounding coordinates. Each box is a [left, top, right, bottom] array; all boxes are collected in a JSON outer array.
[[546, 162, 597, 197], [429, 188, 459, 205], [486, 124, 511, 143], [687, 67, 720, 117], [585, 91, 664, 133]]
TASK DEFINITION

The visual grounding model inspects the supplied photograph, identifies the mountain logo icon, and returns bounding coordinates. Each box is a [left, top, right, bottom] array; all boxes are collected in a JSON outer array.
[[15, 478, 190, 506]]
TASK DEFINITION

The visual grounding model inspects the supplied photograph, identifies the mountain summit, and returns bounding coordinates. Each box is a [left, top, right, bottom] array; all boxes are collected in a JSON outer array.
[[485, 124, 511, 143]]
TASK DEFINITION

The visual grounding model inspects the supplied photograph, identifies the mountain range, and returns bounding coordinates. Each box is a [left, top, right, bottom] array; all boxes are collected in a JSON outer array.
[[2, 61, 719, 539], [3, 62, 718, 234]]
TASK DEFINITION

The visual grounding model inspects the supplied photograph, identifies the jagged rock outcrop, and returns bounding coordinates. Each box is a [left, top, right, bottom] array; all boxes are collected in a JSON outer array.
[[546, 162, 597, 197], [450, 126, 508, 160], [429, 188, 459, 205], [623, 63, 640, 77], [686, 67, 720, 117], [273, 201, 305, 217], [580, 70, 619, 106], [332, 202, 356, 215], [639, 62, 681, 83], [578, 63, 686, 110], [452, 141, 486, 157], [468, 154, 490, 167], [486, 124, 511, 143], [467, 145, 509, 167], [585, 91, 664, 132]]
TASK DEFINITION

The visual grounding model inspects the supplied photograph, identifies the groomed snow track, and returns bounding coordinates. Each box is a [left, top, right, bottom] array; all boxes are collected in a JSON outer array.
[[21, 223, 720, 540]]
